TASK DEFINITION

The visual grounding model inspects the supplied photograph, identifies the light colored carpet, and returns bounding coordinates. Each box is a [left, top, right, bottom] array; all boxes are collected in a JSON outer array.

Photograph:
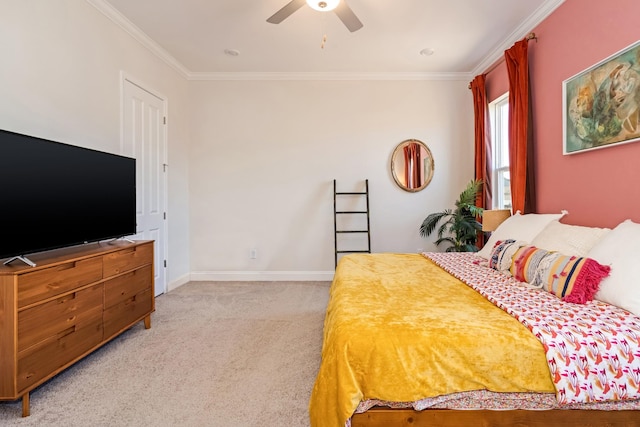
[[0, 281, 330, 427]]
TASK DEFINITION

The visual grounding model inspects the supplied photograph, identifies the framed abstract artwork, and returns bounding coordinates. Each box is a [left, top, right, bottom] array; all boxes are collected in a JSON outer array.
[[563, 40, 640, 155]]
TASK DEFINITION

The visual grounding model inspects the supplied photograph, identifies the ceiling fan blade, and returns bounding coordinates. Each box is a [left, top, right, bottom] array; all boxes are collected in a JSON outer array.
[[334, 1, 363, 32], [267, 0, 306, 24]]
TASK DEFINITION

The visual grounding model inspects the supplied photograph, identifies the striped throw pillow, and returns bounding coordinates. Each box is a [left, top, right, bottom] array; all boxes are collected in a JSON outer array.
[[510, 245, 551, 286], [488, 239, 526, 274], [510, 245, 611, 303], [537, 253, 611, 303]]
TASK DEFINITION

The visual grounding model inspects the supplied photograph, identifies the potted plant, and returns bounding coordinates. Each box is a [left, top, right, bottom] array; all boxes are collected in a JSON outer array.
[[419, 179, 484, 252]]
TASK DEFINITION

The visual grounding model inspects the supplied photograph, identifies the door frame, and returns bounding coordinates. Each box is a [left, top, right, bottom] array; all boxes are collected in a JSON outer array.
[[119, 71, 169, 295]]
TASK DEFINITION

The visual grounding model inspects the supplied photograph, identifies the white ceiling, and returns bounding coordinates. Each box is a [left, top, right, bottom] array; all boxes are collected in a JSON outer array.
[[92, 0, 564, 79]]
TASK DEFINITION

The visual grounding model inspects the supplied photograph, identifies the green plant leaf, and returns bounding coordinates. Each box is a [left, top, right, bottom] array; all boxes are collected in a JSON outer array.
[[419, 179, 484, 252], [419, 210, 452, 238]]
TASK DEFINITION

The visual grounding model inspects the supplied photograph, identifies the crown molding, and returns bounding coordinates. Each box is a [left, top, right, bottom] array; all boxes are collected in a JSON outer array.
[[85, 0, 471, 82], [187, 71, 473, 81], [86, 0, 190, 79], [88, 0, 560, 83], [471, 0, 565, 77]]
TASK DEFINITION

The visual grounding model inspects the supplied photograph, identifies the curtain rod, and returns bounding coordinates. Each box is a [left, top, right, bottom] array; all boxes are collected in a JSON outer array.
[[468, 32, 537, 89]]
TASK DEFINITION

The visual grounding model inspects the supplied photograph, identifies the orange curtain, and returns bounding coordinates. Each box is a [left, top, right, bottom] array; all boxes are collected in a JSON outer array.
[[470, 74, 492, 210], [505, 39, 536, 213], [403, 142, 422, 189], [470, 75, 491, 248]]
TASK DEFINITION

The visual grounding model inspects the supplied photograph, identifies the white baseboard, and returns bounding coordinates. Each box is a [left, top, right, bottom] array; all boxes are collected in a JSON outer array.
[[189, 270, 335, 282], [167, 273, 191, 292]]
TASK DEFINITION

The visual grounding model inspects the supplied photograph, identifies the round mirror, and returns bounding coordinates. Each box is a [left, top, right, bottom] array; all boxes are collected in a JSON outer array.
[[390, 139, 434, 192]]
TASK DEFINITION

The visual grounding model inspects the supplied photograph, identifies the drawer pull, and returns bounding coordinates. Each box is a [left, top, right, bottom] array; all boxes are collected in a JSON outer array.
[[57, 326, 76, 340], [56, 292, 77, 304], [121, 271, 136, 279], [56, 261, 77, 272]]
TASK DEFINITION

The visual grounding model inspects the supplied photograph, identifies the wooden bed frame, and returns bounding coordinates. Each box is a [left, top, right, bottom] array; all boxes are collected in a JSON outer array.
[[351, 408, 640, 427]]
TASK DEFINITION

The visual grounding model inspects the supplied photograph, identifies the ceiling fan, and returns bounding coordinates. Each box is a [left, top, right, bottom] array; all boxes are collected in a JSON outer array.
[[267, 0, 363, 33]]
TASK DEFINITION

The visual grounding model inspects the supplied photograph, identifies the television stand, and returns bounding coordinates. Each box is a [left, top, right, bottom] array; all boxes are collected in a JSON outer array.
[[3, 255, 36, 267], [0, 240, 155, 417]]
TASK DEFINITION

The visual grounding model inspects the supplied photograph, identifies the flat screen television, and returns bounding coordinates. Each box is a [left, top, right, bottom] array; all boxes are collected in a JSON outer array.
[[0, 128, 136, 264]]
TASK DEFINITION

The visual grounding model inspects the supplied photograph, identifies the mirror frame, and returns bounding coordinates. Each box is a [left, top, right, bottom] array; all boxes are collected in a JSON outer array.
[[390, 139, 435, 193]]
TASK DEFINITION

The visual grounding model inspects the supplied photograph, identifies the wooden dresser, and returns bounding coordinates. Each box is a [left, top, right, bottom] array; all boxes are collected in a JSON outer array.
[[0, 240, 154, 417]]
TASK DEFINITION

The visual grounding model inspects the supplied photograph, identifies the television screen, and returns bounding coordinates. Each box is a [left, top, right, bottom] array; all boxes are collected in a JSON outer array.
[[0, 129, 136, 261]]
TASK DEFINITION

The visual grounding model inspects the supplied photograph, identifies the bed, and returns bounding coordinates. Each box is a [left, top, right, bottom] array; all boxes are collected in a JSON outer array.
[[309, 213, 640, 427]]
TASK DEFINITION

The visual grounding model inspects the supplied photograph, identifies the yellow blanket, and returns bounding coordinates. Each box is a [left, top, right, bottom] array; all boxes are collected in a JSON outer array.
[[309, 253, 555, 427]]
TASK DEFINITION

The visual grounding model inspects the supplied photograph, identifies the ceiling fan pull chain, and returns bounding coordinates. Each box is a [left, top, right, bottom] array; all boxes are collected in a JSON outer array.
[[321, 34, 327, 49]]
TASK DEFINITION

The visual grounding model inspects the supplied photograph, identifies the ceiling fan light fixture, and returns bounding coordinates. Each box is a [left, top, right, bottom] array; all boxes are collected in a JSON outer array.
[[420, 48, 435, 57], [306, 0, 340, 12]]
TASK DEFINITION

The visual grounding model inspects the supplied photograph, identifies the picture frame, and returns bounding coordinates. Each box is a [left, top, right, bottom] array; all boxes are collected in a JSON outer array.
[[563, 39, 640, 155]]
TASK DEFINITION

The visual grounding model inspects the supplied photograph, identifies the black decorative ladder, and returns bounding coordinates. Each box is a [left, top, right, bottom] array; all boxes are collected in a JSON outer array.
[[333, 179, 371, 268]]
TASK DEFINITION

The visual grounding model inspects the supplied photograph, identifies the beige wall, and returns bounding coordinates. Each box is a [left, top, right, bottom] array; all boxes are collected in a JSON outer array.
[[0, 1, 474, 283], [188, 79, 474, 279], [0, 1, 192, 289]]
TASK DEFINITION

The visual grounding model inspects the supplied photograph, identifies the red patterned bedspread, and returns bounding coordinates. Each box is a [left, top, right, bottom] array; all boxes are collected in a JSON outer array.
[[424, 252, 640, 404]]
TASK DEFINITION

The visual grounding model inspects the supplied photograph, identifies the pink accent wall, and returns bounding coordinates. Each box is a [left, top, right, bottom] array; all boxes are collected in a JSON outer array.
[[486, 63, 509, 103], [486, 0, 640, 227]]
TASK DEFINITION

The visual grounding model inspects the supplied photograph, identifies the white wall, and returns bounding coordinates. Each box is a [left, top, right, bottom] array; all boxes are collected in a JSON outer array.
[[0, 1, 475, 284], [188, 79, 474, 279], [0, 0, 191, 289]]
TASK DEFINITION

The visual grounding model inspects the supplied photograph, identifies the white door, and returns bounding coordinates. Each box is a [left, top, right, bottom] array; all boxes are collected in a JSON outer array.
[[122, 78, 167, 296]]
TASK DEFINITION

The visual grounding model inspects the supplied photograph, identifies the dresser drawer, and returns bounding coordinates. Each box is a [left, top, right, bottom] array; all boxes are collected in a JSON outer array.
[[17, 257, 103, 308], [18, 284, 104, 353], [104, 264, 152, 309], [17, 317, 103, 391], [103, 243, 153, 277], [103, 287, 153, 339]]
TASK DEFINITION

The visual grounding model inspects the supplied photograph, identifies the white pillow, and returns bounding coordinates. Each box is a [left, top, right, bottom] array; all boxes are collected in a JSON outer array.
[[476, 211, 567, 259], [531, 220, 610, 257], [588, 219, 640, 316]]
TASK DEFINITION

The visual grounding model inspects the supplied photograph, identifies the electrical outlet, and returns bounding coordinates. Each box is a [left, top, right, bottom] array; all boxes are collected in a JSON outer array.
[[250, 248, 258, 259]]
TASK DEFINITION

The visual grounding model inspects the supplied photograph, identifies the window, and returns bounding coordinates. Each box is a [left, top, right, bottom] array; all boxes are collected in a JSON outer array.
[[489, 93, 511, 210]]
